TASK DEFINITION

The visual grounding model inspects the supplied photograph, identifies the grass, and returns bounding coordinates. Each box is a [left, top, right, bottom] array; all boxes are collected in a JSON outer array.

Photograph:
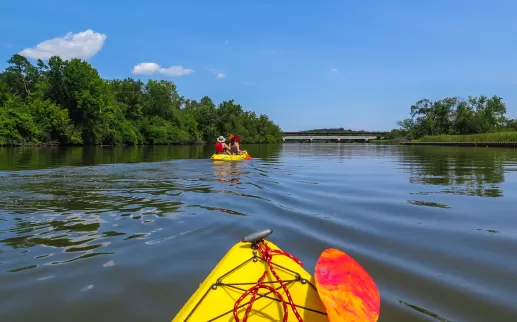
[[370, 139, 393, 144], [415, 132, 517, 143]]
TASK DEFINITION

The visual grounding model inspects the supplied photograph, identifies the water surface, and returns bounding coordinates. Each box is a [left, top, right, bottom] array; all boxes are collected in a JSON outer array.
[[1, 144, 517, 322]]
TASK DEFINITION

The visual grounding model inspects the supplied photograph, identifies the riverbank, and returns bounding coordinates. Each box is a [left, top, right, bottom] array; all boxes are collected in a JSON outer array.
[[399, 132, 517, 148], [416, 132, 517, 143], [0, 141, 204, 148], [371, 132, 517, 147], [370, 139, 395, 144], [400, 141, 517, 148]]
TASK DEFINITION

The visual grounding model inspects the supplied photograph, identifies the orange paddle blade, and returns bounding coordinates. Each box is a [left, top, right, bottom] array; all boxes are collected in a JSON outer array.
[[315, 248, 380, 322]]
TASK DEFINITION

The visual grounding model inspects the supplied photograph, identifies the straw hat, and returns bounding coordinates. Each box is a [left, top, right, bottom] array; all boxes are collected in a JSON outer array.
[[217, 136, 226, 142]]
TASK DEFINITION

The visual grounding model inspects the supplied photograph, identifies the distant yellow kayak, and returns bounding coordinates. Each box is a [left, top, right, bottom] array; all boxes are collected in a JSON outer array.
[[211, 151, 252, 161], [171, 229, 328, 321]]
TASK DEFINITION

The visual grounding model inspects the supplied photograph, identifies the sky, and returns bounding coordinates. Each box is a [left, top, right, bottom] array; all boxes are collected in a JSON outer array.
[[1, 0, 516, 131]]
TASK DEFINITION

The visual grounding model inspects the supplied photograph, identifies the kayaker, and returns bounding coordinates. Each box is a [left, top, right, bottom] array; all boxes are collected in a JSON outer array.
[[229, 134, 243, 155], [215, 136, 231, 154]]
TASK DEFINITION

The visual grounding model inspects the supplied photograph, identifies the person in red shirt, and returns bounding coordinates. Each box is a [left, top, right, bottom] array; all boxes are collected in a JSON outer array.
[[215, 136, 231, 154]]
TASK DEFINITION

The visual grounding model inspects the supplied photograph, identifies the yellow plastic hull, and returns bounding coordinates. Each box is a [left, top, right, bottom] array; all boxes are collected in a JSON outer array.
[[211, 151, 250, 161], [172, 239, 328, 321]]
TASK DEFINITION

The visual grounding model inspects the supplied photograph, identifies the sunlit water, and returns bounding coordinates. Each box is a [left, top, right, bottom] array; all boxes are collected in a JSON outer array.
[[1, 144, 517, 322]]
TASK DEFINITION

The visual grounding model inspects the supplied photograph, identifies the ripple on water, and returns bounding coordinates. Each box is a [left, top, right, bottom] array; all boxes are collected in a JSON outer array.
[[1, 144, 517, 322]]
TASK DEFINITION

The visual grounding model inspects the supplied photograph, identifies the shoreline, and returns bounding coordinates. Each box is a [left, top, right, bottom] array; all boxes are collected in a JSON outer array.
[[4, 141, 517, 148], [0, 142, 203, 148], [399, 141, 517, 148], [0, 142, 282, 148]]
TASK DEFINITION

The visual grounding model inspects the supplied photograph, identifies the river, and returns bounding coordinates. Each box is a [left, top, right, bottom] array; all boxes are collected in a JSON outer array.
[[1, 144, 516, 322]]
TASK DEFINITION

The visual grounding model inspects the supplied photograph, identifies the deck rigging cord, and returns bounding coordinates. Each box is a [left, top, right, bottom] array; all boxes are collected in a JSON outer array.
[[232, 240, 304, 322]]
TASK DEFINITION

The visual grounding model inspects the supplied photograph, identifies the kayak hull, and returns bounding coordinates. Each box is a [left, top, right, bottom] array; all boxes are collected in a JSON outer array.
[[211, 151, 250, 161], [172, 239, 328, 321]]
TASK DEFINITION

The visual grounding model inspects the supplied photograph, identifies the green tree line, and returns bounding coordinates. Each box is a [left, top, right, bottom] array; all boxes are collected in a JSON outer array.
[[300, 128, 353, 133], [0, 54, 283, 146], [390, 96, 517, 140]]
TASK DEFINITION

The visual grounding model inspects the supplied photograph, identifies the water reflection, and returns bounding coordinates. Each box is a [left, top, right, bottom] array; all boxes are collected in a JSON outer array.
[[401, 146, 516, 198], [0, 145, 210, 170], [0, 145, 281, 275], [407, 200, 451, 209], [1, 144, 517, 322], [0, 144, 282, 171], [213, 161, 243, 184], [399, 300, 452, 322], [1, 210, 112, 269]]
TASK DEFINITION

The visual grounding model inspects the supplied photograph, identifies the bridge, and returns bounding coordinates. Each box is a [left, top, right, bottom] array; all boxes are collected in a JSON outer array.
[[282, 131, 389, 143]]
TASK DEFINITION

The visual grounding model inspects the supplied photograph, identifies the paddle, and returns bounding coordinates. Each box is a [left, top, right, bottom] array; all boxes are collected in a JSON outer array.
[[314, 248, 380, 322]]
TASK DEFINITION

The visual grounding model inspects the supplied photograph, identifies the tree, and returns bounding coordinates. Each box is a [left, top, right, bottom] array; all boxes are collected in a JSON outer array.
[[108, 78, 144, 121], [0, 53, 284, 146], [2, 54, 41, 99], [396, 95, 515, 139]]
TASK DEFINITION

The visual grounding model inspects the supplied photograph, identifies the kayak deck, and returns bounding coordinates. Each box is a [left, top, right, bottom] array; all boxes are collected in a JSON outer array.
[[211, 151, 250, 161], [172, 237, 328, 321]]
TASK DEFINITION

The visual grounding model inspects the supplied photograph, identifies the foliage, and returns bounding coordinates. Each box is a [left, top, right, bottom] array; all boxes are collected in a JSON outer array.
[[0, 54, 283, 146], [370, 139, 393, 144], [300, 128, 353, 133], [396, 95, 516, 140], [416, 132, 517, 143]]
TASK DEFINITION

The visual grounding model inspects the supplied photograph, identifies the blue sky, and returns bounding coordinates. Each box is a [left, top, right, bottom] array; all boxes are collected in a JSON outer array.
[[1, 0, 516, 131]]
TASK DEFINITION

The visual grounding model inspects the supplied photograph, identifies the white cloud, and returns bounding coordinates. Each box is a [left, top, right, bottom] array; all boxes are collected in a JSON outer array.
[[132, 62, 194, 77], [132, 62, 160, 75], [19, 29, 106, 60], [206, 67, 226, 78], [160, 65, 194, 76], [331, 68, 338, 72]]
